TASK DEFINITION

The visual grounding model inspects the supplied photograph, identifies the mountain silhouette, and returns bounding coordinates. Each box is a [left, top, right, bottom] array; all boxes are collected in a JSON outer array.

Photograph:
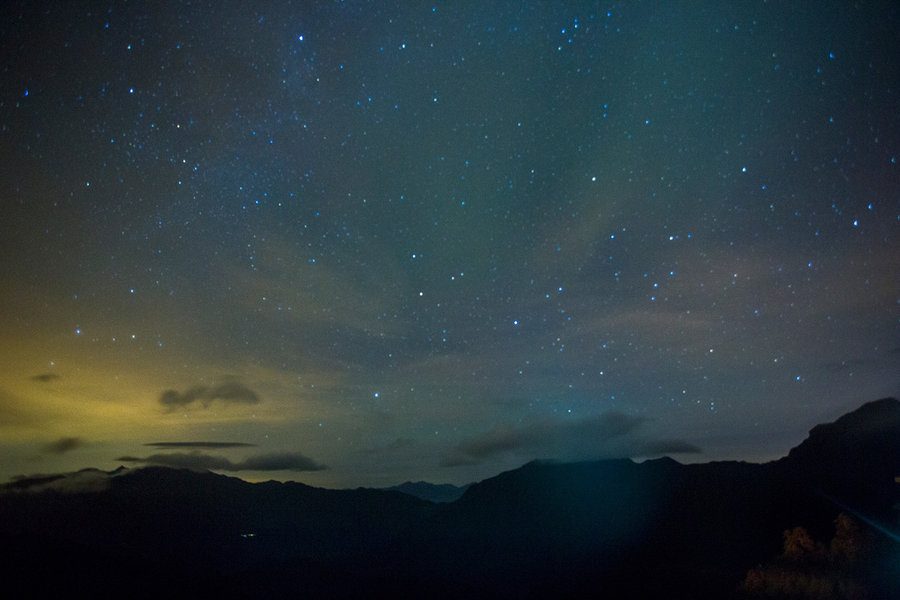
[[1, 398, 898, 599], [380, 480, 469, 503], [782, 397, 900, 511]]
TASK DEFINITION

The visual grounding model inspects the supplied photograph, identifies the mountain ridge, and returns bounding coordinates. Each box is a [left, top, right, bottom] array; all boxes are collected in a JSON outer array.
[[1, 398, 898, 599]]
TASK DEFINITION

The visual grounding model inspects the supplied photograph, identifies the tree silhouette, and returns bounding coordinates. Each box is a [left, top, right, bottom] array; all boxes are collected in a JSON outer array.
[[781, 526, 824, 562], [829, 513, 868, 566], [740, 514, 869, 599]]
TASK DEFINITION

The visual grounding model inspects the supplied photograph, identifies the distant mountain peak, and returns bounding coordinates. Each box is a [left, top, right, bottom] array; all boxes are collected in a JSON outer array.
[[382, 481, 469, 503]]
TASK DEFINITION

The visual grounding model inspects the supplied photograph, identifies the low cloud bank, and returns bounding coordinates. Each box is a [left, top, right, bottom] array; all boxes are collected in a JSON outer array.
[[442, 411, 700, 467]]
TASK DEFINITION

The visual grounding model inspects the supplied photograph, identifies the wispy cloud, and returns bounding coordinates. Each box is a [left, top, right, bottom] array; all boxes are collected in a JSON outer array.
[[159, 382, 260, 411], [42, 437, 83, 454], [116, 451, 327, 472], [30, 373, 61, 383]]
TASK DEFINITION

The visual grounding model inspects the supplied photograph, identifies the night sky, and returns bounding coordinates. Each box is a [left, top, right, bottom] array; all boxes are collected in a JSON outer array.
[[1, 2, 898, 488]]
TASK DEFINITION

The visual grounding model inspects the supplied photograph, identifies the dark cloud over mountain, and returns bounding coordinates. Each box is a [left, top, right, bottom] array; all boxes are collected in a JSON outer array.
[[3, 468, 112, 494], [443, 411, 700, 467], [237, 452, 327, 471]]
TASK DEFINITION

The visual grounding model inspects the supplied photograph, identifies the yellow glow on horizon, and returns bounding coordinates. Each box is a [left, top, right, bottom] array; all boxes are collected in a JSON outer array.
[[0, 334, 337, 446]]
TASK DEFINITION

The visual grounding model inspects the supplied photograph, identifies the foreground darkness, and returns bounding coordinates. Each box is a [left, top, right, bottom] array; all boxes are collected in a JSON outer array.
[[2, 398, 899, 599]]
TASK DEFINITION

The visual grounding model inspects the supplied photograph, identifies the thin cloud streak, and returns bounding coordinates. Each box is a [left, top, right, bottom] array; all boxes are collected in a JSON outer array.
[[144, 441, 258, 449], [117, 451, 327, 472]]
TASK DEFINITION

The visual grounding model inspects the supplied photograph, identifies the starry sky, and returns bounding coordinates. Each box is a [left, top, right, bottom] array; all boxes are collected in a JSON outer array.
[[1, 1, 898, 488]]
